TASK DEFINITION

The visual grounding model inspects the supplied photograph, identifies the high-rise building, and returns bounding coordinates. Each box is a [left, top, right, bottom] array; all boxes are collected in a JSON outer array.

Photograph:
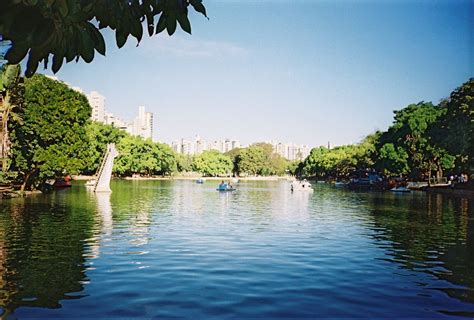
[[130, 106, 154, 140], [171, 141, 181, 153], [224, 139, 232, 153], [231, 140, 241, 150], [194, 135, 207, 154], [181, 139, 192, 155], [87, 91, 105, 123]]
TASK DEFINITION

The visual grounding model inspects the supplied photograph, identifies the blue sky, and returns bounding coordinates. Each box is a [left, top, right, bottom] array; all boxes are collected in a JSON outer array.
[[43, 0, 472, 147]]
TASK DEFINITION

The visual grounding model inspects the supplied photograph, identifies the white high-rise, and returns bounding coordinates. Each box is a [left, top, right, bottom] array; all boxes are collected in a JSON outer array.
[[87, 91, 105, 123], [130, 106, 154, 140]]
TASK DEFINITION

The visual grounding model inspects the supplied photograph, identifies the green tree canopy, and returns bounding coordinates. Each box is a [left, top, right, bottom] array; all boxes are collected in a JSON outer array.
[[0, 0, 207, 76], [192, 150, 232, 177], [375, 102, 454, 179], [236, 145, 271, 176], [9, 74, 91, 190], [83, 122, 126, 175], [114, 135, 177, 176], [432, 78, 474, 172]]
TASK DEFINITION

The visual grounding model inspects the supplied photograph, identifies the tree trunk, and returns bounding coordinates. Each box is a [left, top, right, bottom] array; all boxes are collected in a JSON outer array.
[[21, 169, 37, 192], [1, 92, 11, 172]]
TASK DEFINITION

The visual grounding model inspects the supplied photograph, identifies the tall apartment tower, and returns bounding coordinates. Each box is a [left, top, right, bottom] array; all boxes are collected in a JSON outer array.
[[87, 91, 105, 123], [133, 106, 154, 140]]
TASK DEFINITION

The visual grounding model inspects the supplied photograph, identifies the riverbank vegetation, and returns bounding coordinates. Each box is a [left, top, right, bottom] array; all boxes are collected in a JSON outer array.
[[299, 78, 473, 183], [0, 63, 472, 191]]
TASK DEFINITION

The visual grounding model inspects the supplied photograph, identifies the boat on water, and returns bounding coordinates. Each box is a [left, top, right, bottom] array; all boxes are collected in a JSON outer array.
[[290, 180, 314, 192], [46, 176, 72, 189], [334, 181, 349, 187], [217, 182, 236, 192], [196, 178, 206, 184], [390, 186, 411, 193]]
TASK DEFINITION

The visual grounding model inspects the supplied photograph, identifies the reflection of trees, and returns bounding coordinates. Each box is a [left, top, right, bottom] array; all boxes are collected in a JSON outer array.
[[0, 194, 95, 315], [110, 180, 173, 246], [367, 193, 474, 304]]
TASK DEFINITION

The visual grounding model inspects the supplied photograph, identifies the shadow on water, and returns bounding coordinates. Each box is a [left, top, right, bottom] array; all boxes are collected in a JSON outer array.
[[0, 190, 96, 317], [346, 188, 474, 317]]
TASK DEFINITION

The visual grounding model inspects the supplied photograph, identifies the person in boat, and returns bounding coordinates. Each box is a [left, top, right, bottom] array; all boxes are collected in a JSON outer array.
[[219, 180, 227, 190], [228, 182, 233, 190]]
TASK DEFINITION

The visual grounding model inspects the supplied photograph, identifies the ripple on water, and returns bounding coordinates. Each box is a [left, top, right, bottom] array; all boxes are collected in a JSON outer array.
[[1, 181, 474, 318]]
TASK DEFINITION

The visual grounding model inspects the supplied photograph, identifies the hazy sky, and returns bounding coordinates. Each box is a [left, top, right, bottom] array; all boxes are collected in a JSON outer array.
[[42, 0, 472, 147]]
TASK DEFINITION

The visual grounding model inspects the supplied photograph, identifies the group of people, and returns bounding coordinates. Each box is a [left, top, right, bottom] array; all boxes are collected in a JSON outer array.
[[449, 173, 469, 185], [218, 180, 234, 190]]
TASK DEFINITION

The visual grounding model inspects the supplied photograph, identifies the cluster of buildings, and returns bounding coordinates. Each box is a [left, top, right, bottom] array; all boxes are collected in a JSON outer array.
[[172, 136, 310, 161], [172, 136, 241, 156], [77, 88, 310, 161], [86, 91, 154, 140]]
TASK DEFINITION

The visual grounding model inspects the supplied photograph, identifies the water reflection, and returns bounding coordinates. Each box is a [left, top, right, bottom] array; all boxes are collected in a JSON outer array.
[[364, 191, 474, 313], [0, 194, 94, 317], [0, 181, 473, 318]]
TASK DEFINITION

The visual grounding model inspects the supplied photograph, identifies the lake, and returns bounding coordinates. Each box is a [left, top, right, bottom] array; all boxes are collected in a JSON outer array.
[[0, 180, 473, 318]]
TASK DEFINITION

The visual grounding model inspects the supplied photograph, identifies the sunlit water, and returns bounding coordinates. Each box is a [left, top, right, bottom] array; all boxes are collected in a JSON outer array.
[[0, 180, 473, 319]]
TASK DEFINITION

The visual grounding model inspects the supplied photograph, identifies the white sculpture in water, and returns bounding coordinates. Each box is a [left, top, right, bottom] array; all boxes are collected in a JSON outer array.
[[94, 143, 119, 193]]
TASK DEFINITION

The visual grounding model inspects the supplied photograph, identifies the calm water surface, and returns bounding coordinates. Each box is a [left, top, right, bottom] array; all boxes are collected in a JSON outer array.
[[0, 180, 473, 319]]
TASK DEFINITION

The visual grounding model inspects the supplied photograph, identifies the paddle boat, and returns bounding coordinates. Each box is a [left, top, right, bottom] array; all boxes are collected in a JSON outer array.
[[290, 180, 314, 192], [390, 186, 411, 193], [217, 182, 236, 192], [334, 181, 349, 187]]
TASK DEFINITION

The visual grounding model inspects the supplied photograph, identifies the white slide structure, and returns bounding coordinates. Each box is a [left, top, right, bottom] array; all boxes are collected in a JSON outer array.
[[94, 143, 119, 193]]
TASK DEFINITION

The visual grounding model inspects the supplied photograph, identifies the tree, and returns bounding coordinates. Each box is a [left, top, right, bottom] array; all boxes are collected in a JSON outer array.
[[235, 145, 270, 176], [376, 102, 454, 179], [175, 153, 193, 172], [432, 78, 474, 172], [192, 150, 232, 176], [9, 74, 91, 190], [83, 122, 126, 175], [0, 64, 23, 173], [0, 0, 208, 76], [114, 135, 177, 176], [376, 143, 410, 176]]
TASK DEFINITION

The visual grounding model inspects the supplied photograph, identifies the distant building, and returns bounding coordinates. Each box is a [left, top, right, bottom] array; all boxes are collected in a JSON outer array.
[[231, 140, 241, 150], [181, 139, 192, 155], [194, 135, 207, 154], [171, 141, 181, 153], [129, 106, 154, 140], [87, 91, 105, 123], [224, 139, 232, 153]]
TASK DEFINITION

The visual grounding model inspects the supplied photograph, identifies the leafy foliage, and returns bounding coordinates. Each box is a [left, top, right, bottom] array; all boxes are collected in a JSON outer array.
[[0, 0, 207, 76], [114, 135, 177, 176], [432, 78, 474, 171], [374, 102, 454, 179], [83, 121, 126, 174], [191, 150, 232, 176], [9, 74, 91, 190]]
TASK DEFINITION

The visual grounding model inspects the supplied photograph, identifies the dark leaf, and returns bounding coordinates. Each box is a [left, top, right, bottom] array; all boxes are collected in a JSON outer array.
[[5, 43, 29, 64], [80, 31, 95, 63], [155, 13, 167, 34], [43, 54, 49, 69], [25, 54, 39, 77], [166, 14, 177, 36], [116, 30, 128, 48], [52, 53, 64, 73], [189, 0, 207, 18], [177, 13, 191, 34]]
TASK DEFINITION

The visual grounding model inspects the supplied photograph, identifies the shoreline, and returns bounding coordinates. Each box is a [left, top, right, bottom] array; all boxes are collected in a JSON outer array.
[[72, 175, 294, 181]]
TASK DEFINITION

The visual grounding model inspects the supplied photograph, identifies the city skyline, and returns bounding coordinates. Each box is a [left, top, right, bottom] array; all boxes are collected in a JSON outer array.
[[42, 1, 472, 147]]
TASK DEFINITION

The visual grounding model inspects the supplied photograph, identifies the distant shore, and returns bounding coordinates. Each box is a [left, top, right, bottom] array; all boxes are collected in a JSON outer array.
[[72, 175, 294, 181]]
